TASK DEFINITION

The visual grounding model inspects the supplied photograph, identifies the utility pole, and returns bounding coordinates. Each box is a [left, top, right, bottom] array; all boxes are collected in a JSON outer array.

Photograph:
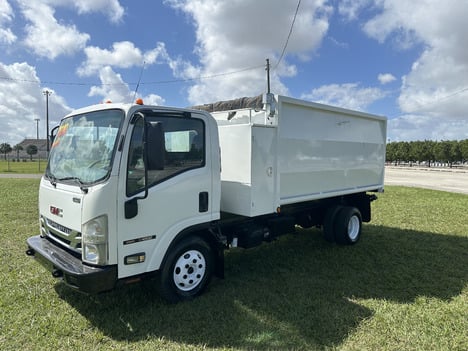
[[43, 90, 52, 154], [265, 58, 271, 94], [34, 118, 40, 140]]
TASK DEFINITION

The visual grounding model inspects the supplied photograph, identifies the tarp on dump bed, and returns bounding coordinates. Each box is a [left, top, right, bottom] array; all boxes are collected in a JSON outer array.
[[190, 95, 263, 113]]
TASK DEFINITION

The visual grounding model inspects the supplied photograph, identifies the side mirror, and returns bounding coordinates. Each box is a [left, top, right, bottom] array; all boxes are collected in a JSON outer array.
[[124, 120, 165, 220], [146, 121, 165, 170], [50, 125, 59, 147]]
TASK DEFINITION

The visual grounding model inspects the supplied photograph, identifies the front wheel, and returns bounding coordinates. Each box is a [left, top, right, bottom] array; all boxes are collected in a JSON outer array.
[[158, 236, 214, 303], [334, 206, 362, 245]]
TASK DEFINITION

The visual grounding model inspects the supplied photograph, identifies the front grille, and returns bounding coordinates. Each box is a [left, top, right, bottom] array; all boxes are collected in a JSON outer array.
[[43, 217, 82, 253], [47, 218, 72, 234], [48, 231, 71, 245]]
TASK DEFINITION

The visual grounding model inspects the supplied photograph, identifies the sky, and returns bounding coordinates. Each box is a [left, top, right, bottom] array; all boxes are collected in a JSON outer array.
[[1, 0, 467, 145]]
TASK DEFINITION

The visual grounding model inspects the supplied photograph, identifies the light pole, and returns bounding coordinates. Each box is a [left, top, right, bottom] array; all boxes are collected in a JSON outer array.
[[34, 118, 40, 140], [43, 90, 52, 154]]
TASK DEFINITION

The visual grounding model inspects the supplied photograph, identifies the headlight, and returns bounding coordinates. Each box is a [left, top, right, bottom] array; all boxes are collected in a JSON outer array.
[[82, 215, 108, 265]]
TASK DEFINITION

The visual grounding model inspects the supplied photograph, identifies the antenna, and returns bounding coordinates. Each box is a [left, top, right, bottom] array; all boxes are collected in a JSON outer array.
[[133, 61, 146, 102]]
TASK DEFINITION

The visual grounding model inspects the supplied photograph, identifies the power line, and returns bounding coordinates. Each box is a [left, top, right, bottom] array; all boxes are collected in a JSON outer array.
[[140, 65, 265, 85], [274, 0, 302, 70], [388, 86, 468, 119], [0, 1, 304, 92], [0, 64, 265, 87], [399, 87, 468, 115]]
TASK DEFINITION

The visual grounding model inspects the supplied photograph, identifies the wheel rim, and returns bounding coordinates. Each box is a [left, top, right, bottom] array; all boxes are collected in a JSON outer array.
[[347, 215, 360, 241], [173, 250, 206, 291]]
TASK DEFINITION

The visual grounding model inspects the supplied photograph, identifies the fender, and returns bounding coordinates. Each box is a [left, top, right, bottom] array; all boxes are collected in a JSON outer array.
[[145, 218, 225, 278]]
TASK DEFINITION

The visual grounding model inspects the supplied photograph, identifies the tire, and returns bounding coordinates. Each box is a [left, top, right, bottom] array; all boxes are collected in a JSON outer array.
[[323, 205, 343, 243], [334, 206, 362, 245], [158, 236, 214, 303]]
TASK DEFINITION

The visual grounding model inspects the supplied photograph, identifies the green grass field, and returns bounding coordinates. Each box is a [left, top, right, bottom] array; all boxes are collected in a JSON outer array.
[[0, 159, 46, 173], [0, 179, 466, 350]]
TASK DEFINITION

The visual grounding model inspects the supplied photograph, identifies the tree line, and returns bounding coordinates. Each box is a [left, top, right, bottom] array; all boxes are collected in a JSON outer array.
[[0, 142, 38, 161], [386, 139, 468, 167], [2, 139, 468, 167]]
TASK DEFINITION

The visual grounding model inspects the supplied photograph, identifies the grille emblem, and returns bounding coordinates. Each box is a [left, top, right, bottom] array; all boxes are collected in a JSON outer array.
[[50, 206, 63, 217]]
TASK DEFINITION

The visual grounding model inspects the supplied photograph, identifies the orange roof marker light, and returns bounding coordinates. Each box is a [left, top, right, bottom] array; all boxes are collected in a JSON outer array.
[[105, 100, 112, 104], [135, 98, 144, 105]]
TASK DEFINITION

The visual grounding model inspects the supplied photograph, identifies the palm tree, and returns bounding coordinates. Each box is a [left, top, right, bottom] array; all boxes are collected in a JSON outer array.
[[13, 144, 23, 161], [0, 142, 12, 160]]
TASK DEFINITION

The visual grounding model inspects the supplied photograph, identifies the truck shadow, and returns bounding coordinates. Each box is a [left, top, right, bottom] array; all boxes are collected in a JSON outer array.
[[56, 225, 467, 350]]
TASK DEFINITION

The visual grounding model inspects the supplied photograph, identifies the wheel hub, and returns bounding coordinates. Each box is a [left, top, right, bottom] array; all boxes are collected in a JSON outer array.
[[173, 250, 206, 291], [347, 215, 360, 241]]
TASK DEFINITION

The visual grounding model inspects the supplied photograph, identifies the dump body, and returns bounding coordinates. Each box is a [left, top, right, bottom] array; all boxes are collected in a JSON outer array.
[[214, 95, 386, 217]]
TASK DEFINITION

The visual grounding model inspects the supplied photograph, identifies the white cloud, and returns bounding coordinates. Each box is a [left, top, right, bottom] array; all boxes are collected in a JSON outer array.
[[88, 66, 165, 105], [329, 36, 349, 49], [78, 42, 170, 76], [54, 0, 125, 23], [378, 73, 396, 85], [360, 0, 468, 53], [88, 67, 134, 103], [16, 0, 125, 59], [19, 1, 90, 59], [0, 0, 13, 20], [166, 0, 332, 104], [388, 114, 468, 142], [398, 48, 468, 120], [338, 0, 373, 21], [27, 0, 124, 23], [0, 0, 16, 44], [345, 0, 468, 140], [0, 62, 72, 145], [301, 83, 386, 111]]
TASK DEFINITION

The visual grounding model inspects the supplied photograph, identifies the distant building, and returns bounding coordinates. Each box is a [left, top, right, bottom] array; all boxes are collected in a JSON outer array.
[[14, 138, 48, 159]]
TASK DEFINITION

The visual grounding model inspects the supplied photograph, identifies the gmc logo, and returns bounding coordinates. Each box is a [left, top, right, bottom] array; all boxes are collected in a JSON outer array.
[[50, 206, 63, 217]]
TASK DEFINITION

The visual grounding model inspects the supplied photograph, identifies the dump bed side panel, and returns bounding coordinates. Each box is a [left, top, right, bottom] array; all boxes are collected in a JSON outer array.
[[277, 96, 386, 205]]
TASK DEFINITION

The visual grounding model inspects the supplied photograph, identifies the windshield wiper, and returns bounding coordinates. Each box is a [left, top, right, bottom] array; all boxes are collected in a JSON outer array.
[[57, 177, 89, 194], [46, 173, 58, 187]]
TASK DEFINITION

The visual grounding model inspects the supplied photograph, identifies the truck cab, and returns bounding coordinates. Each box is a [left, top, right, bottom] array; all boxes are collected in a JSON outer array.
[[28, 102, 221, 299]]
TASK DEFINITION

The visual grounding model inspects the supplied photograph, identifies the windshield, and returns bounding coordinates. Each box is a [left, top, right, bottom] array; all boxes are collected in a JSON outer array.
[[46, 109, 123, 184]]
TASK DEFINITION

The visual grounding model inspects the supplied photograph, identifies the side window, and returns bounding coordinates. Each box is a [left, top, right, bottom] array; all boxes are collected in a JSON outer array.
[[126, 115, 205, 196]]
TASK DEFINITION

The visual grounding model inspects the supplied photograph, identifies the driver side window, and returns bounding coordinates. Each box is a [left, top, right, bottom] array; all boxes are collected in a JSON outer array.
[[126, 115, 205, 197]]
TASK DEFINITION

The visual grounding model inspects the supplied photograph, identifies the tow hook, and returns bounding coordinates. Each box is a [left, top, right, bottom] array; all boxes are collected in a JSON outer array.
[[26, 249, 35, 256], [52, 269, 63, 278]]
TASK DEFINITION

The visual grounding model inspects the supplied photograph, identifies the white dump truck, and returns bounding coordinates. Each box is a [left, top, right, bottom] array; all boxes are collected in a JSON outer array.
[[27, 93, 386, 302]]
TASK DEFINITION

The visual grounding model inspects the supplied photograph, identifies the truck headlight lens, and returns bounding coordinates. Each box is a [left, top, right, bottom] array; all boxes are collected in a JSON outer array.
[[82, 215, 108, 265]]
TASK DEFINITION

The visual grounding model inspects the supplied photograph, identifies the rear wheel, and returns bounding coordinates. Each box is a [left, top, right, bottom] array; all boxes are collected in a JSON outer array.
[[323, 205, 343, 243], [159, 236, 214, 303], [334, 206, 362, 245]]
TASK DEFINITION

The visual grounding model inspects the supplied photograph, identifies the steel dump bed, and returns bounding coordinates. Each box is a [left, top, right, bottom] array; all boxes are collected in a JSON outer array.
[[212, 95, 386, 217]]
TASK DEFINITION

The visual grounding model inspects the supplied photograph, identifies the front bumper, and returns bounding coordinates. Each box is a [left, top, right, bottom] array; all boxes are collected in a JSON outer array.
[[26, 235, 117, 294]]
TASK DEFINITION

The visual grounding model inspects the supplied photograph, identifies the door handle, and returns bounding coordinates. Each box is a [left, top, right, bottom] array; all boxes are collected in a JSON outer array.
[[199, 192, 209, 213]]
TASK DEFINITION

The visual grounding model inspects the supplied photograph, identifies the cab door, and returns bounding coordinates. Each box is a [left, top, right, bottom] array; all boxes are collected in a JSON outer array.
[[116, 110, 215, 279]]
